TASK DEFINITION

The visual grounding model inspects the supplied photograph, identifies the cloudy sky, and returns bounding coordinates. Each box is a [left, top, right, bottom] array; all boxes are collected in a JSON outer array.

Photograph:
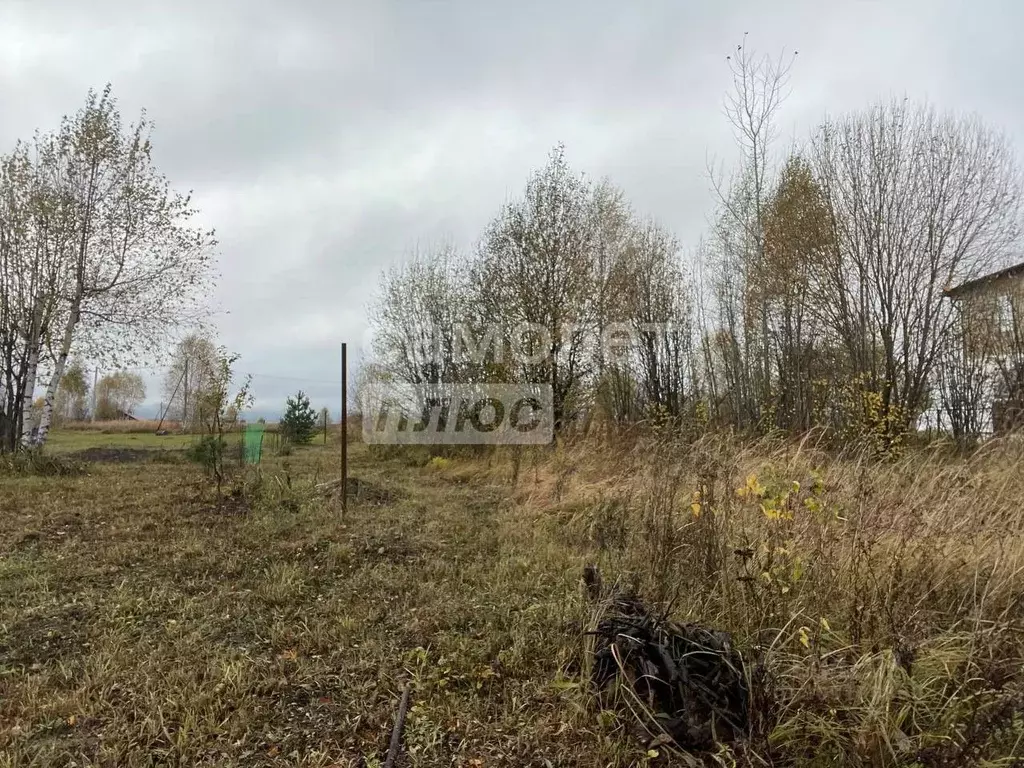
[[1, 0, 1018, 417]]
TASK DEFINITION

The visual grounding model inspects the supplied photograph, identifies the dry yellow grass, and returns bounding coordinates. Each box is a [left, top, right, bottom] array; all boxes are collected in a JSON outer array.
[[428, 433, 1024, 764], [1, 431, 1022, 765]]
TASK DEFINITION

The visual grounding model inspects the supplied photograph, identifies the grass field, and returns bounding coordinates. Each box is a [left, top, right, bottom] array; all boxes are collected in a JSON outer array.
[[44, 421, 300, 453], [42, 429, 199, 452], [1, 430, 1023, 766]]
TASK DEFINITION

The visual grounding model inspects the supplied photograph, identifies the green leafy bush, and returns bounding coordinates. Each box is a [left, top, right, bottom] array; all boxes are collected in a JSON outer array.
[[185, 435, 227, 468]]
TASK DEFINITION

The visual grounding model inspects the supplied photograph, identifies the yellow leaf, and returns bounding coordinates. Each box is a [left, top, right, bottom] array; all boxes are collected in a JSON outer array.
[[647, 749, 660, 758], [798, 627, 811, 649], [746, 473, 765, 497], [67, 714, 77, 726], [690, 502, 701, 518], [820, 617, 831, 632]]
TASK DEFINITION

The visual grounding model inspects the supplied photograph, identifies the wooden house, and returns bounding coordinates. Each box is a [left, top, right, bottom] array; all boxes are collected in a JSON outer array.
[[945, 262, 1024, 432]]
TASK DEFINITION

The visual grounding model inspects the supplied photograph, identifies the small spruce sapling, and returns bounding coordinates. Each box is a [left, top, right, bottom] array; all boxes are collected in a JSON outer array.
[[280, 390, 317, 444]]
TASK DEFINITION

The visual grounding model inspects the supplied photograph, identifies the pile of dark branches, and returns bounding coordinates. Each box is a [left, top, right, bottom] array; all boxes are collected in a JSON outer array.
[[585, 566, 753, 753]]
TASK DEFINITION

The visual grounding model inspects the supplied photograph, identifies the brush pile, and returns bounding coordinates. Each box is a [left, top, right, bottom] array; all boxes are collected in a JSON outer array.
[[586, 567, 751, 753]]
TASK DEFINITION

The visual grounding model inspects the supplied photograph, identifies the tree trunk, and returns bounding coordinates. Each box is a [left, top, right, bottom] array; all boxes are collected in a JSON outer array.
[[0, 375, 9, 452], [32, 300, 80, 447], [19, 301, 44, 448], [0, 375, 7, 431]]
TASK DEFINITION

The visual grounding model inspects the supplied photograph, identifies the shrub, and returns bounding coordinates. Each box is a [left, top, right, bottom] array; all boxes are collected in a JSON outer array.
[[427, 456, 451, 471], [185, 435, 227, 468]]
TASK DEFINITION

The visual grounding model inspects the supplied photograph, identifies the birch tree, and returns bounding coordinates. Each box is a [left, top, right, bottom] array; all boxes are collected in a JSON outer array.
[[0, 85, 216, 451], [94, 371, 145, 419], [53, 358, 90, 422], [0, 145, 47, 450], [370, 244, 478, 389], [619, 219, 694, 421]]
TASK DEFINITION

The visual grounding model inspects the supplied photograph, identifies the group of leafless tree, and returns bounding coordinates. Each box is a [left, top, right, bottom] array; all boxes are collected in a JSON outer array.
[[367, 144, 694, 433], [0, 86, 215, 452], [368, 42, 1024, 449]]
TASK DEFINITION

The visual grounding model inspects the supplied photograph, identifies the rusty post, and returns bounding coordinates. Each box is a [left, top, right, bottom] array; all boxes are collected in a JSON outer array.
[[341, 342, 348, 514]]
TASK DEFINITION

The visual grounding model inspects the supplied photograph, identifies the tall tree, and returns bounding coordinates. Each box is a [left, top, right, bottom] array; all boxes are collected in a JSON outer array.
[[94, 371, 145, 419], [0, 144, 55, 450], [54, 357, 90, 422], [0, 86, 216, 451], [371, 245, 479, 387], [162, 332, 219, 428], [705, 37, 796, 431], [619, 219, 695, 421], [758, 154, 834, 430], [475, 144, 604, 428]]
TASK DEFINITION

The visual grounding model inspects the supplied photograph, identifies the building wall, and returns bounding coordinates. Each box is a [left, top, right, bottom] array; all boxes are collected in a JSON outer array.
[[952, 273, 1024, 434]]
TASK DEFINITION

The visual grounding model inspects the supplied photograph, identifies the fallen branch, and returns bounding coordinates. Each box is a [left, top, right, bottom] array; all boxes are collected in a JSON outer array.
[[384, 681, 412, 768]]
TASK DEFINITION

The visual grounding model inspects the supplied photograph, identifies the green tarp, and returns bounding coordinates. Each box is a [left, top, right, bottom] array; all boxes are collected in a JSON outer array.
[[243, 423, 265, 465]]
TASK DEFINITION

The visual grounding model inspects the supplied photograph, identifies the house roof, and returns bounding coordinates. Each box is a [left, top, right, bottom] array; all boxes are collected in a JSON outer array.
[[945, 261, 1024, 299]]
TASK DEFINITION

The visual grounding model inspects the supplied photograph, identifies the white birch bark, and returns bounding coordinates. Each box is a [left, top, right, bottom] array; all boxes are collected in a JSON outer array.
[[32, 307, 78, 446], [19, 301, 43, 447]]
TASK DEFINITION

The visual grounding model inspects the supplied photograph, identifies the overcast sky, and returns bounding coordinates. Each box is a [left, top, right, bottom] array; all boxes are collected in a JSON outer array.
[[1, 0, 1019, 417]]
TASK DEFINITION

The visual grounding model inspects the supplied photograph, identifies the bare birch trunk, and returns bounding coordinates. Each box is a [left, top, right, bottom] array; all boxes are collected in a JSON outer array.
[[19, 301, 44, 447], [32, 299, 81, 447], [33, 366, 64, 447]]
